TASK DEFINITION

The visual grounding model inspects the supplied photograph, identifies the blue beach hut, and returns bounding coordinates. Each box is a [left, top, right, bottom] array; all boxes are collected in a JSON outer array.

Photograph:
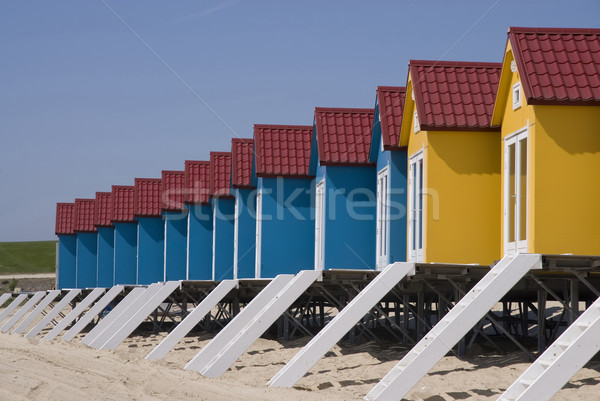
[[94, 191, 115, 288], [311, 107, 377, 270], [134, 178, 164, 285], [56, 203, 76, 289], [112, 185, 138, 285], [210, 152, 235, 281], [369, 87, 408, 268], [231, 138, 256, 279], [73, 198, 98, 288], [162, 170, 188, 281], [253, 124, 315, 278]]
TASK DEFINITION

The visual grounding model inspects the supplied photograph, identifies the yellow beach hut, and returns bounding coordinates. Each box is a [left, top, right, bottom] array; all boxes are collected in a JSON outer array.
[[400, 60, 503, 265], [491, 27, 600, 256]]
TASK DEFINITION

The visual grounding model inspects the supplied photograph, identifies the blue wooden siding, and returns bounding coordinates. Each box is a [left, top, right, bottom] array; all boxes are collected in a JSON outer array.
[[163, 211, 188, 281], [234, 188, 256, 279], [187, 204, 213, 280], [113, 222, 137, 285], [258, 177, 314, 278], [212, 198, 235, 280], [57, 235, 76, 289], [136, 217, 164, 285], [96, 227, 115, 287], [317, 165, 377, 269], [75, 232, 97, 288]]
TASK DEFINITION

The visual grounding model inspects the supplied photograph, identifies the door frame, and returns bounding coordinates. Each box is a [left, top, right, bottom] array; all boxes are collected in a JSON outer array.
[[408, 151, 424, 262], [314, 179, 326, 271], [255, 189, 262, 278], [376, 166, 391, 269], [503, 126, 529, 255]]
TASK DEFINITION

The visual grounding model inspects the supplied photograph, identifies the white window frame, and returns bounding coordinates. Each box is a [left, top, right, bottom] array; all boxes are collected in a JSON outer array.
[[376, 166, 391, 269], [414, 111, 420, 133], [211, 202, 217, 281], [408, 151, 424, 262], [254, 189, 262, 278], [503, 126, 529, 256], [186, 212, 191, 280], [233, 196, 239, 280], [512, 82, 522, 110], [314, 179, 326, 271]]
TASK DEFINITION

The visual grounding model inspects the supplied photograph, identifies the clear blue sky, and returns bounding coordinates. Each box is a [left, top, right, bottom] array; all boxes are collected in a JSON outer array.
[[1, 0, 598, 242]]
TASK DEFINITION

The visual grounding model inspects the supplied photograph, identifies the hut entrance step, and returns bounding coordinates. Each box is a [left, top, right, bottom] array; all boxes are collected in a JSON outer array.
[[499, 292, 600, 401], [366, 254, 542, 401], [269, 262, 416, 388]]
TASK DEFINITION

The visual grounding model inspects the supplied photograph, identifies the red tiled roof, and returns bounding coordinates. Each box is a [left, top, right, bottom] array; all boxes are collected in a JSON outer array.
[[377, 86, 406, 150], [94, 192, 113, 227], [162, 170, 186, 212], [210, 152, 234, 198], [254, 124, 314, 178], [508, 27, 600, 105], [74, 199, 96, 232], [410, 60, 502, 131], [55, 203, 75, 235], [314, 107, 375, 165], [185, 161, 211, 205], [134, 178, 162, 217], [231, 138, 255, 188], [112, 185, 135, 223]]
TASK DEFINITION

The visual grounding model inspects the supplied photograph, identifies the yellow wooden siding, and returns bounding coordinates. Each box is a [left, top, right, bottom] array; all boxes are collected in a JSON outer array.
[[426, 131, 501, 265], [533, 105, 600, 255]]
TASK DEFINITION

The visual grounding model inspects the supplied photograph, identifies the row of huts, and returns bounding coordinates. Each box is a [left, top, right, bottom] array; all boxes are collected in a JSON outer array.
[[55, 26, 600, 290]]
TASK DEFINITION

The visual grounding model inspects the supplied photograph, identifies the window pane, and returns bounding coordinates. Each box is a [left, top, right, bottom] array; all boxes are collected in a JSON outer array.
[[519, 138, 527, 241], [418, 159, 423, 250], [508, 144, 516, 243], [411, 165, 417, 251]]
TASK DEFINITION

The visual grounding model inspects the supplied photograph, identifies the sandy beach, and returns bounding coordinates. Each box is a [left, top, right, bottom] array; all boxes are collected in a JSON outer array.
[[1, 315, 600, 401]]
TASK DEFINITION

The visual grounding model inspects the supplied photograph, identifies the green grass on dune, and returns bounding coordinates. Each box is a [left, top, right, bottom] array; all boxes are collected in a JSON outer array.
[[0, 241, 57, 275]]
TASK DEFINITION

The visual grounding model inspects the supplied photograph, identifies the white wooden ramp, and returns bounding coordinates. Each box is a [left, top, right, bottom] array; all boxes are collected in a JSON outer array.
[[99, 281, 181, 350], [26, 289, 81, 339], [13, 290, 61, 334], [1, 291, 46, 333], [184, 274, 295, 372], [0, 293, 12, 309], [269, 262, 415, 388], [146, 279, 238, 360], [63, 286, 130, 343], [499, 294, 600, 401], [42, 287, 106, 342], [198, 270, 321, 378], [0, 294, 25, 324], [365, 254, 542, 401], [80, 286, 151, 346]]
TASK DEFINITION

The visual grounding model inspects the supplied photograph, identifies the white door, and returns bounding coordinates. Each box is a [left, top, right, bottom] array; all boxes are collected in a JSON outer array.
[[504, 129, 528, 255], [408, 152, 424, 262], [314, 179, 325, 270], [255, 189, 262, 278], [376, 167, 390, 269], [233, 196, 239, 280]]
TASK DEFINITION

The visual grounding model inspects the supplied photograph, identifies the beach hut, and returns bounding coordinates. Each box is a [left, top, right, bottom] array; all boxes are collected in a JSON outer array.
[[491, 27, 600, 256], [369, 87, 408, 268], [231, 138, 256, 279], [210, 152, 235, 281], [311, 107, 377, 270], [56, 203, 76, 289], [73, 198, 97, 288], [185, 160, 213, 280], [162, 170, 188, 281], [134, 178, 164, 285], [400, 60, 502, 265], [253, 124, 315, 278], [112, 185, 137, 285], [94, 191, 114, 287]]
